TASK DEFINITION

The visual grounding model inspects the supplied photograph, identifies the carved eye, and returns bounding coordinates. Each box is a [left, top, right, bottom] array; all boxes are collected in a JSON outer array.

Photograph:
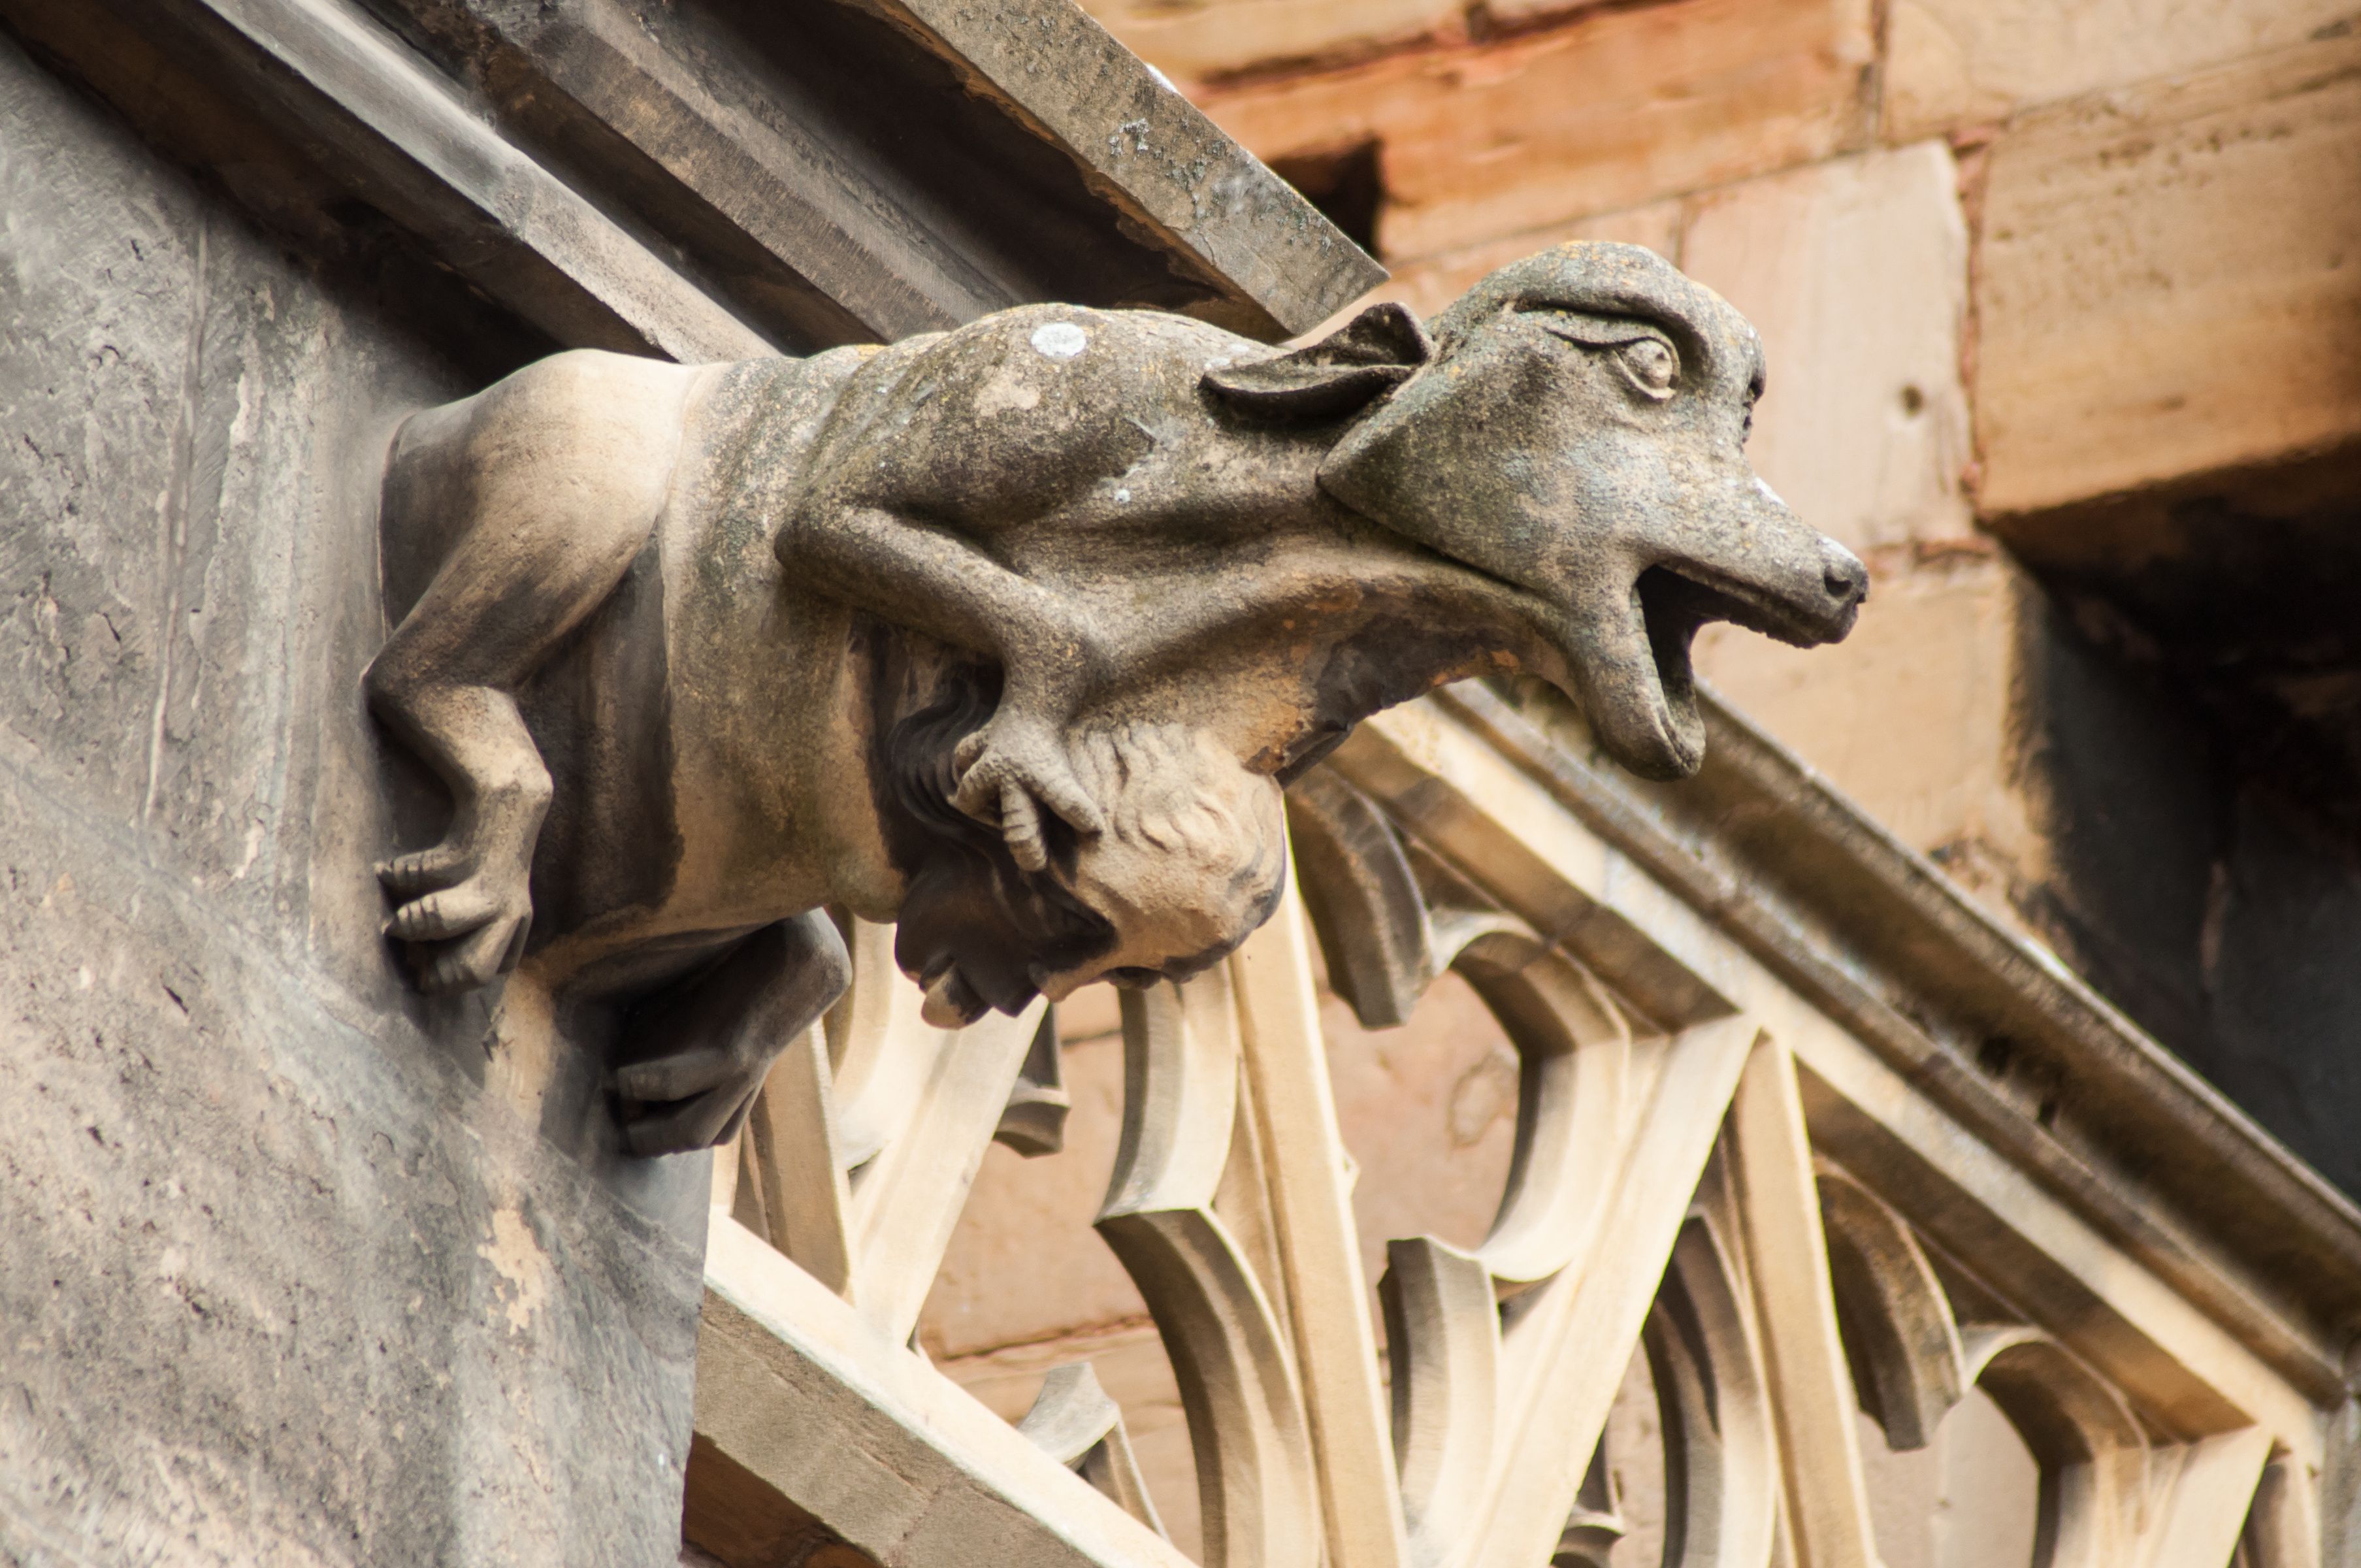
[[1616, 336, 1678, 399]]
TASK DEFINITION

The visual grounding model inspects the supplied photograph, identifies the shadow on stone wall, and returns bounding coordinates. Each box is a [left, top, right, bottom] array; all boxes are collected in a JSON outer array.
[[2001, 448, 2361, 1195]]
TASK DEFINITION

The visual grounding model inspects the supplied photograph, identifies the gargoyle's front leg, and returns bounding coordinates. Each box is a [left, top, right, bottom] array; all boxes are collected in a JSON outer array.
[[781, 504, 1110, 870]]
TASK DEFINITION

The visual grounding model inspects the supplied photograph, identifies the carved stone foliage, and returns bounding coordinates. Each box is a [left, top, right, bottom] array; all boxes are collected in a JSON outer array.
[[696, 717, 2327, 1568], [363, 242, 1866, 1155]]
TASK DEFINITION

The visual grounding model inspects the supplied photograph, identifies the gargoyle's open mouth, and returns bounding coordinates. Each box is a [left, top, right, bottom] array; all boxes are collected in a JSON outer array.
[[1639, 555, 1849, 687], [1646, 557, 1855, 650], [1612, 561, 1859, 780]]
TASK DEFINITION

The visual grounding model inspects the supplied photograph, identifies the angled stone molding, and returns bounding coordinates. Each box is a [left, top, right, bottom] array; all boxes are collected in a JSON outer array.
[[1332, 697, 2341, 1446], [2, 0, 776, 361], [1430, 679, 2361, 1407], [0, 0, 1379, 361], [838, 0, 1383, 337], [700, 1219, 1196, 1568]]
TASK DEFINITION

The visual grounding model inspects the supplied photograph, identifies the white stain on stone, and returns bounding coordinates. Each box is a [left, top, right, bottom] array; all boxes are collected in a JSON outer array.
[[1030, 321, 1088, 361], [481, 1206, 551, 1333], [974, 365, 1041, 417], [1753, 475, 1787, 508], [1115, 488, 1132, 504]]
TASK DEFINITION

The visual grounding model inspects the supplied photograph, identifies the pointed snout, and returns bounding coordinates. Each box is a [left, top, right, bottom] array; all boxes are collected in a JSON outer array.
[[1816, 532, 1869, 632], [1694, 473, 1867, 647]]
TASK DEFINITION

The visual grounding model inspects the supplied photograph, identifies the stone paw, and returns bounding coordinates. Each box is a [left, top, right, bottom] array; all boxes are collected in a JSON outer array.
[[951, 722, 1103, 873], [613, 1045, 764, 1156], [382, 859, 532, 994]]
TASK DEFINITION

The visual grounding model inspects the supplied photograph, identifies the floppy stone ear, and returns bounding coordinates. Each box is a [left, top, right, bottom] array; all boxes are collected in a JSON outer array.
[[1313, 322, 1555, 578], [1203, 301, 1434, 419], [1311, 341, 1464, 548]]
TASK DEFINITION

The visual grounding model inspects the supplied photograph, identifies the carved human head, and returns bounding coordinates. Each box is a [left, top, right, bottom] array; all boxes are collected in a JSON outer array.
[[887, 705, 1283, 1028], [1213, 241, 1868, 780], [1041, 721, 1286, 998]]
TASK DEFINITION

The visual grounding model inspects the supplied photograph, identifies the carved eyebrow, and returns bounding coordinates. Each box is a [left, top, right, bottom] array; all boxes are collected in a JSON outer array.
[[1524, 308, 1677, 350]]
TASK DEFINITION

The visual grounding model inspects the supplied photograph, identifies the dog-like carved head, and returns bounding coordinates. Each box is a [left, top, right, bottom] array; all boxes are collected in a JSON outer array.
[[1211, 241, 1867, 779]]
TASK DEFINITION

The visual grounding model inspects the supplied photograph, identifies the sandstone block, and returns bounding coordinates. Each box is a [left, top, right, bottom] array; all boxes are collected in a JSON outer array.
[[1883, 0, 2360, 143], [1199, 0, 1874, 263], [1972, 33, 2361, 518], [1695, 550, 2034, 874], [1681, 142, 1973, 552], [1074, 0, 1457, 83], [1360, 201, 1684, 325]]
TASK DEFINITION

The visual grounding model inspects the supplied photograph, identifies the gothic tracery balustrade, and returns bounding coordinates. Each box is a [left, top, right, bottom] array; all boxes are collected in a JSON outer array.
[[689, 683, 2343, 1568]]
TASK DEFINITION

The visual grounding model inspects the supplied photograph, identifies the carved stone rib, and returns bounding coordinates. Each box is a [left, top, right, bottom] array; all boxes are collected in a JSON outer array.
[[1286, 769, 1436, 1030], [1812, 1158, 1966, 1451], [1643, 1212, 1778, 1568], [1958, 1324, 2150, 1566], [1095, 975, 1322, 1568], [1377, 1237, 1498, 1568], [1017, 1362, 1179, 1537]]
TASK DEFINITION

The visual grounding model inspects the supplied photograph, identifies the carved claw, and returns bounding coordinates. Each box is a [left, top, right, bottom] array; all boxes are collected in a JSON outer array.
[[951, 719, 1103, 872], [381, 853, 532, 992], [997, 781, 1048, 872], [613, 1045, 764, 1155], [619, 1078, 762, 1156], [384, 881, 505, 942], [920, 964, 990, 1029], [375, 846, 471, 894], [416, 916, 529, 994], [612, 915, 849, 1156]]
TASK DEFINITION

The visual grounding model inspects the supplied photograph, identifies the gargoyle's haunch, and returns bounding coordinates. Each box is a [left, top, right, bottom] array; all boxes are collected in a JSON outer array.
[[365, 243, 1864, 1154]]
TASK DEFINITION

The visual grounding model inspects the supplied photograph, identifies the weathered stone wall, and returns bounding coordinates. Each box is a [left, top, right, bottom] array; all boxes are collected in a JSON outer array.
[[0, 34, 704, 1565]]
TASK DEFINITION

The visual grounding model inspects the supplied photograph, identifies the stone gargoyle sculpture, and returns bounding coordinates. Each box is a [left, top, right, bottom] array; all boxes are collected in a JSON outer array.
[[365, 242, 1865, 1155]]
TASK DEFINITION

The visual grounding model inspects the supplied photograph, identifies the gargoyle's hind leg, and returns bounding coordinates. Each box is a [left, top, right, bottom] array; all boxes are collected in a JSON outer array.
[[366, 350, 698, 993], [613, 911, 851, 1156]]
